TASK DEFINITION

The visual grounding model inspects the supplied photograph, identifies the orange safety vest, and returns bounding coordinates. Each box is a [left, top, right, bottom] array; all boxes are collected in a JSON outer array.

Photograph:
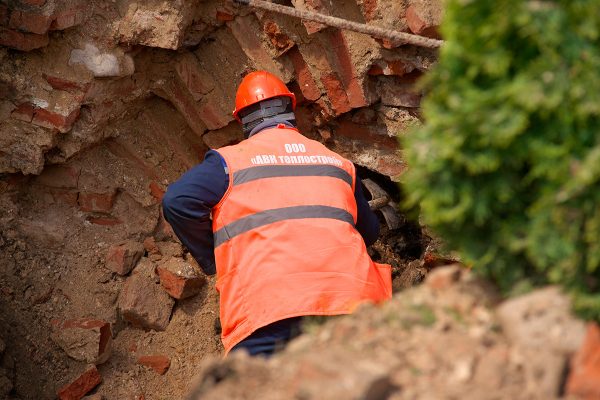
[[213, 125, 392, 354]]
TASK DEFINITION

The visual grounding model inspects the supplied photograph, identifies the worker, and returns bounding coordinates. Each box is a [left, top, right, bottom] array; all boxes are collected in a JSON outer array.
[[162, 70, 392, 357]]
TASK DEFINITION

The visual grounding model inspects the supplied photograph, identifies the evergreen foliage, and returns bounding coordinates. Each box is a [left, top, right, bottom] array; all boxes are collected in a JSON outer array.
[[403, 0, 600, 319]]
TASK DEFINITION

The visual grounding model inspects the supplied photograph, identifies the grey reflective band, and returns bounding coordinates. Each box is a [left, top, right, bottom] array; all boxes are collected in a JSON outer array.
[[233, 165, 352, 186], [214, 205, 355, 247]]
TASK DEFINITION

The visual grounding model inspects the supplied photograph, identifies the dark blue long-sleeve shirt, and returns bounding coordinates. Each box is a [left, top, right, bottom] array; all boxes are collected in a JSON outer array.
[[161, 123, 380, 356]]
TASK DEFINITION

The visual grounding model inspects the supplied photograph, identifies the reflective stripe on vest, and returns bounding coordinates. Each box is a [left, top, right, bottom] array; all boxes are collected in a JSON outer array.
[[233, 165, 353, 187], [214, 205, 355, 247]]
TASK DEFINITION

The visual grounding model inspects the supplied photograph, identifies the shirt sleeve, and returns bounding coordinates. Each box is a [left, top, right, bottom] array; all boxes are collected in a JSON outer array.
[[162, 150, 229, 275], [354, 178, 380, 247]]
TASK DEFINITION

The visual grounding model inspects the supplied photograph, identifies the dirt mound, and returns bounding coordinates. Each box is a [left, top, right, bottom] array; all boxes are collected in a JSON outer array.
[[186, 266, 586, 400]]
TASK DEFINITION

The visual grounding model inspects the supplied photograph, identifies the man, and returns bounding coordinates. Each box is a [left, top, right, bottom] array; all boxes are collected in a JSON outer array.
[[162, 70, 392, 357]]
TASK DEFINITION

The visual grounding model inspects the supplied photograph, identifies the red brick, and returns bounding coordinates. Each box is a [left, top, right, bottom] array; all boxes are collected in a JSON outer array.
[[263, 20, 294, 55], [320, 73, 351, 115], [216, 11, 234, 22], [87, 216, 123, 226], [10, 102, 34, 122], [42, 73, 89, 94], [51, 319, 112, 364], [50, 6, 87, 31], [143, 237, 161, 256], [104, 139, 159, 180], [228, 15, 288, 74], [566, 323, 600, 399], [21, 0, 47, 5], [138, 355, 170, 375], [197, 101, 231, 130], [336, 120, 398, 149], [0, 27, 48, 50], [375, 154, 406, 178], [288, 47, 321, 102], [78, 191, 116, 213], [46, 188, 79, 206], [368, 60, 411, 76], [36, 165, 80, 188], [153, 78, 208, 136], [0, 5, 9, 26], [106, 241, 144, 276], [174, 53, 214, 102], [57, 365, 102, 400], [405, 5, 440, 39], [328, 30, 369, 108], [361, 0, 378, 21], [157, 257, 206, 300], [9, 10, 52, 34], [32, 107, 81, 133], [299, 0, 327, 34], [149, 181, 165, 202]]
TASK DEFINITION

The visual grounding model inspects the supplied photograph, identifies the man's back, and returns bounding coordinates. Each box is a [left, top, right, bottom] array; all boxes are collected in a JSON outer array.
[[212, 126, 392, 354]]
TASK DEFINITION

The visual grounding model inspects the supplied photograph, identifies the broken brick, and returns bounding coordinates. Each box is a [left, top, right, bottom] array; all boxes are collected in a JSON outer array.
[[566, 323, 600, 400], [288, 47, 321, 102], [320, 73, 351, 116], [157, 257, 205, 300], [78, 191, 116, 213], [143, 237, 161, 257], [360, 0, 378, 21], [0, 27, 48, 51], [8, 10, 53, 35], [336, 120, 398, 149], [105, 241, 144, 276], [149, 181, 165, 202], [118, 265, 175, 331], [10, 102, 35, 122], [174, 53, 214, 102], [138, 355, 170, 375], [42, 73, 89, 94], [51, 319, 112, 364], [32, 107, 81, 133], [197, 100, 231, 131], [50, 6, 87, 31], [405, 5, 440, 39], [216, 11, 234, 22], [57, 365, 102, 400], [263, 20, 294, 55], [328, 30, 370, 108]]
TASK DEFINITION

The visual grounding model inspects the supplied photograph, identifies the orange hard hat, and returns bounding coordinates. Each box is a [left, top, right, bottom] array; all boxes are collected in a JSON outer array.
[[232, 70, 296, 121]]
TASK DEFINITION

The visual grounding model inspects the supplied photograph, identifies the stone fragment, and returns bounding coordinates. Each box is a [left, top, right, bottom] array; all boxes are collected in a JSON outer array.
[[156, 242, 184, 259], [157, 257, 206, 300], [51, 319, 112, 364], [379, 80, 422, 108], [57, 365, 102, 400], [118, 264, 175, 331], [496, 287, 587, 398], [566, 323, 600, 399], [425, 264, 462, 290], [138, 355, 171, 375], [69, 44, 134, 77], [105, 241, 144, 276]]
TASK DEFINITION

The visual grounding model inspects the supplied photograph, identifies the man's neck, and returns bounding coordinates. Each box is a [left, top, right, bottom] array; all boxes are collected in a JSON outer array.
[[247, 116, 297, 138]]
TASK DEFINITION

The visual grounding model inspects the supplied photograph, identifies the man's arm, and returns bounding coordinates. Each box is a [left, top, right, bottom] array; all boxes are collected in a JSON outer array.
[[161, 151, 228, 275], [354, 178, 380, 246]]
